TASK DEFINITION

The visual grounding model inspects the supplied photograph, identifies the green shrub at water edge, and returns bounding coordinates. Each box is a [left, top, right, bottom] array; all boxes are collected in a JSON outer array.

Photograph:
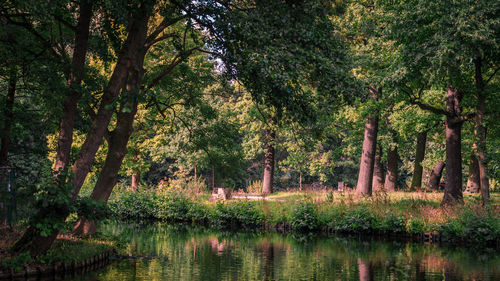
[[290, 201, 320, 232], [332, 207, 376, 233], [439, 209, 500, 245], [379, 212, 406, 233], [108, 190, 156, 220], [210, 201, 263, 229]]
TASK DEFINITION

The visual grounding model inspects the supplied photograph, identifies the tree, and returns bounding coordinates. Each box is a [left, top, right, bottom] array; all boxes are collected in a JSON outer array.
[[383, 0, 500, 204]]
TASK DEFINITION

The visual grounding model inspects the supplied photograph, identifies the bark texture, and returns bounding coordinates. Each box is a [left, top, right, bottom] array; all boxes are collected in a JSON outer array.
[[384, 132, 398, 192], [70, 5, 150, 198], [372, 145, 384, 191], [442, 87, 464, 205], [428, 161, 445, 191], [355, 87, 380, 197], [410, 131, 427, 190], [131, 173, 140, 191], [473, 57, 489, 205], [466, 155, 480, 193], [53, 0, 93, 173], [262, 128, 276, 194]]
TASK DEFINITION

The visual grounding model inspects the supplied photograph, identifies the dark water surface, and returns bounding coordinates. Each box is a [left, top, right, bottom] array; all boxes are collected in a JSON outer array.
[[71, 222, 500, 281]]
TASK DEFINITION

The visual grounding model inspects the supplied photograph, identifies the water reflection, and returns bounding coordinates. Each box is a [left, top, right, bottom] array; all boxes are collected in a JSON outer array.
[[70, 222, 500, 281]]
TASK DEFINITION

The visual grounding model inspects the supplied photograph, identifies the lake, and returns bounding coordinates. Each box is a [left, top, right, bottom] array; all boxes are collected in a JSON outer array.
[[70, 222, 500, 281]]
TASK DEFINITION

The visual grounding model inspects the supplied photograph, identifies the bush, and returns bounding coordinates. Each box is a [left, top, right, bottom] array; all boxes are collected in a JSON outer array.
[[379, 213, 406, 233], [406, 217, 426, 234], [210, 201, 263, 229], [108, 190, 156, 220], [156, 191, 194, 222], [290, 201, 320, 232], [333, 207, 376, 233]]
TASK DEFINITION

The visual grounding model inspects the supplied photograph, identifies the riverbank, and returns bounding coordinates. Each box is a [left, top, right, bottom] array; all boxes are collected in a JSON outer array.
[[0, 226, 115, 278], [108, 189, 500, 247]]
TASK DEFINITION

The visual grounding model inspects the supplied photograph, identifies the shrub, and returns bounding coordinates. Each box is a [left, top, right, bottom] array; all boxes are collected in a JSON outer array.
[[290, 201, 320, 232], [379, 213, 406, 233], [406, 217, 426, 234], [210, 201, 263, 229], [156, 191, 194, 222], [108, 190, 156, 220], [333, 207, 376, 233]]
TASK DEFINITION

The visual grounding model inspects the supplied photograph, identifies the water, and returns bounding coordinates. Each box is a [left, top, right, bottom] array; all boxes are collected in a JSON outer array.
[[71, 222, 500, 281]]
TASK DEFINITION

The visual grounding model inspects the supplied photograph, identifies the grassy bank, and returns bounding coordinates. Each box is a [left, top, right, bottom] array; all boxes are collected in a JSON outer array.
[[0, 227, 115, 272], [108, 189, 500, 247]]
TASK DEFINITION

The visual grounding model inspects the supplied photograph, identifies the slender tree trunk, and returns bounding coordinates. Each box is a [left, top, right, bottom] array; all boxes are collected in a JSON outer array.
[[131, 173, 140, 191], [473, 57, 489, 205], [442, 87, 464, 205], [299, 171, 302, 190], [262, 128, 276, 194], [194, 164, 197, 181], [14, 3, 152, 255], [356, 87, 380, 197], [385, 132, 398, 192], [53, 0, 93, 173], [410, 131, 427, 190], [0, 67, 16, 166], [428, 161, 445, 191], [70, 6, 150, 198], [372, 144, 384, 191], [466, 155, 480, 193]]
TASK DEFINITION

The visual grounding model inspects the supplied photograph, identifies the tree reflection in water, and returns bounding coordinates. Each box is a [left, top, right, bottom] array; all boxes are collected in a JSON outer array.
[[70, 222, 500, 281]]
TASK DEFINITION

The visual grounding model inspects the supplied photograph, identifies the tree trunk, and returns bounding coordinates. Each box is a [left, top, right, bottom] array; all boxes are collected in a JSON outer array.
[[15, 3, 152, 254], [355, 87, 379, 197], [372, 144, 384, 191], [74, 40, 146, 236], [299, 171, 302, 190], [466, 155, 480, 193], [262, 128, 276, 194], [53, 0, 93, 173], [410, 131, 427, 190], [70, 5, 150, 198], [131, 173, 140, 191], [428, 161, 445, 191], [442, 87, 464, 205], [473, 57, 489, 205], [0, 67, 16, 166], [385, 132, 398, 192]]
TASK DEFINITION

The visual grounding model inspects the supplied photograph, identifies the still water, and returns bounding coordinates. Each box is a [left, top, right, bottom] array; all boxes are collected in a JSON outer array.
[[71, 222, 500, 281]]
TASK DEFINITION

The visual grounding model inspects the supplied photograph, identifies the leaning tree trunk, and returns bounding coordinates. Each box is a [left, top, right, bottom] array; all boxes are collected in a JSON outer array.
[[473, 57, 489, 205], [14, 4, 151, 256], [466, 155, 480, 193], [73, 42, 146, 236], [356, 87, 380, 197], [428, 161, 445, 191], [262, 128, 276, 194], [442, 87, 464, 205], [53, 0, 93, 173], [410, 131, 427, 190], [372, 145, 384, 191], [70, 6, 150, 198], [0, 67, 16, 166]]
